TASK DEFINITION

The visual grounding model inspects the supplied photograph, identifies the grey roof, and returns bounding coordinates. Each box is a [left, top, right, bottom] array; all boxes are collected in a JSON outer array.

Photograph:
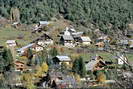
[[98, 35, 108, 40], [130, 44, 133, 48], [80, 36, 91, 42], [85, 60, 99, 71], [72, 32, 83, 35], [62, 35, 74, 41], [17, 43, 34, 52], [6, 40, 16, 44], [56, 55, 71, 62], [39, 21, 49, 25], [119, 40, 128, 45]]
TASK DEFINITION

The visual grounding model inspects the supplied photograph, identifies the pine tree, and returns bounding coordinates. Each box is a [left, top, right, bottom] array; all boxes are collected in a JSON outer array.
[[72, 56, 86, 77], [0, 48, 13, 72], [27, 48, 33, 66], [78, 57, 86, 77], [49, 47, 58, 57]]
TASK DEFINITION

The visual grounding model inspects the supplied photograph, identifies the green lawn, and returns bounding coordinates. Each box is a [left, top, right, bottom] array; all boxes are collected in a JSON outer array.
[[81, 51, 133, 62], [0, 26, 33, 46]]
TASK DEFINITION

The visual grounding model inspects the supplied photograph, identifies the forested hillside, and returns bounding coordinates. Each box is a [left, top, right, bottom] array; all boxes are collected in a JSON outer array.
[[0, 0, 133, 32]]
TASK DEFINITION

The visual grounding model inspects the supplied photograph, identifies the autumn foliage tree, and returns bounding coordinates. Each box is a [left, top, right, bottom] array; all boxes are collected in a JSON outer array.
[[35, 62, 48, 78], [10, 7, 20, 22]]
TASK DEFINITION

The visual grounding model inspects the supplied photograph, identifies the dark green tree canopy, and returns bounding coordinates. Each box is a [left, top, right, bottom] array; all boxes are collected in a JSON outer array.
[[72, 56, 86, 77], [0, 0, 133, 32]]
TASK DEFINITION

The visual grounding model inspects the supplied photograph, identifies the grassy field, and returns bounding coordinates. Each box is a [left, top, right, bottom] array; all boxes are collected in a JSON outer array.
[[81, 51, 133, 62], [0, 26, 33, 46]]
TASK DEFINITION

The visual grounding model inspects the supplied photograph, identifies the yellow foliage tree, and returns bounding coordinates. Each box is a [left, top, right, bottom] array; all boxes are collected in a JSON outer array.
[[70, 53, 80, 61], [35, 62, 48, 78], [74, 73, 81, 83], [41, 62, 48, 72], [35, 66, 43, 77], [10, 7, 20, 22], [21, 73, 36, 89], [96, 72, 106, 83]]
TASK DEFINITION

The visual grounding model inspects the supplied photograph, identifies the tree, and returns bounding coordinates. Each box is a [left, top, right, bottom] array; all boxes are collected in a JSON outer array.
[[27, 48, 33, 66], [10, 7, 20, 22], [2, 48, 13, 71], [49, 47, 58, 57], [72, 56, 86, 77], [21, 73, 36, 89], [0, 48, 13, 88], [35, 62, 48, 78], [41, 62, 49, 73], [78, 57, 86, 77]]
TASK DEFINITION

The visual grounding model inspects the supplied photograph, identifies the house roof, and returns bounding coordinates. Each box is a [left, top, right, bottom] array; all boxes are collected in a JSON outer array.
[[98, 35, 108, 40], [85, 60, 99, 71], [14, 61, 25, 65], [6, 40, 16, 44], [39, 21, 49, 25], [62, 35, 74, 41], [12, 22, 20, 25], [72, 32, 83, 37], [81, 36, 91, 42], [65, 27, 76, 32], [56, 55, 71, 62], [119, 40, 128, 45], [129, 39, 133, 42], [130, 44, 133, 48], [32, 34, 53, 43], [85, 55, 105, 71], [17, 43, 34, 52]]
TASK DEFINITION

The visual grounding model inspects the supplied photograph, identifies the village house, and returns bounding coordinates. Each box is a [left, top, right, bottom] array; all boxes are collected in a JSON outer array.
[[64, 27, 76, 35], [95, 35, 111, 50], [44, 70, 76, 88], [129, 39, 133, 49], [12, 22, 21, 28], [32, 44, 44, 52], [115, 52, 128, 65], [33, 21, 50, 31], [118, 39, 129, 46], [32, 34, 54, 47], [118, 38, 133, 49], [60, 26, 83, 37], [60, 35, 75, 48], [14, 61, 26, 71], [80, 36, 92, 46], [126, 30, 133, 38], [39, 21, 50, 27], [17, 43, 34, 56], [53, 55, 71, 65], [6, 40, 17, 47], [95, 42, 105, 50], [97, 35, 111, 43], [85, 55, 106, 71]]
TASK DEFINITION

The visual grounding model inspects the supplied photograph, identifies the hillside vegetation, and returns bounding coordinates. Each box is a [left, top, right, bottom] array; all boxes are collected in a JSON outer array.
[[0, 0, 133, 33]]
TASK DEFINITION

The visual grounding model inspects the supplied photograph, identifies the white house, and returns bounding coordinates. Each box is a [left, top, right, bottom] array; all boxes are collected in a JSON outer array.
[[64, 26, 77, 35], [129, 40, 133, 49], [6, 40, 17, 47], [37, 39, 53, 47], [32, 44, 44, 52], [64, 28, 71, 35], [80, 36, 92, 45], [53, 55, 71, 65], [33, 34, 54, 47], [116, 52, 128, 65]]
